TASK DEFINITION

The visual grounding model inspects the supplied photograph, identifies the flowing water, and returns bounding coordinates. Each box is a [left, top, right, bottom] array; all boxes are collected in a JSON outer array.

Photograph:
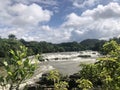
[[41, 51, 100, 75]]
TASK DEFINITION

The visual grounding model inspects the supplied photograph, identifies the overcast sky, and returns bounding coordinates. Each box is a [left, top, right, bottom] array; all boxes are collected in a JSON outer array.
[[0, 0, 120, 43]]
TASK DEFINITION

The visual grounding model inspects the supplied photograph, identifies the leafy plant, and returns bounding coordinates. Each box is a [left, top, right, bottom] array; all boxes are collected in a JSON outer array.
[[54, 81, 68, 90], [0, 46, 38, 90], [78, 40, 120, 89], [76, 79, 93, 90], [47, 70, 60, 85]]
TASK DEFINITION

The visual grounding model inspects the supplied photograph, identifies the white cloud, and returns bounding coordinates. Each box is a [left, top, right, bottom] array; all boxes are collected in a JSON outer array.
[[82, 3, 120, 19], [0, 0, 10, 10], [72, 0, 120, 8], [9, 3, 52, 27], [0, 0, 55, 42], [72, 0, 98, 8], [1, 1, 120, 43], [0, 2, 52, 27], [63, 13, 93, 27], [0, 27, 26, 38], [62, 2, 120, 41], [12, 0, 58, 6], [0, 0, 53, 27]]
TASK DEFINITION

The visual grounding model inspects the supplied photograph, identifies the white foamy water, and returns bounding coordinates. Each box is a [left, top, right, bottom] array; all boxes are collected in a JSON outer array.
[[41, 51, 100, 75], [42, 51, 100, 61]]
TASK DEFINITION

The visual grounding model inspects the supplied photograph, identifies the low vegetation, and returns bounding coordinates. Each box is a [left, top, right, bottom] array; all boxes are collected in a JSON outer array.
[[0, 46, 37, 90]]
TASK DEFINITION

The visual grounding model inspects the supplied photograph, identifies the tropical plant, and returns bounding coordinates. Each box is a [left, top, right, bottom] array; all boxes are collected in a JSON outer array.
[[78, 40, 120, 89], [47, 70, 60, 85], [0, 46, 37, 90], [54, 81, 68, 90], [96, 40, 120, 89], [76, 79, 93, 90]]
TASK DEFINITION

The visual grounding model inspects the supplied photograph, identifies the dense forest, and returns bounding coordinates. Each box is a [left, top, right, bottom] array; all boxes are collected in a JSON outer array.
[[0, 34, 108, 58], [1, 34, 120, 59]]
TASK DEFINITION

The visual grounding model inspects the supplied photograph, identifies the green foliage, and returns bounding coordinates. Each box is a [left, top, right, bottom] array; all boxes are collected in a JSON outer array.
[[76, 79, 93, 90], [8, 34, 17, 40], [0, 35, 106, 58], [96, 40, 120, 89], [102, 40, 120, 55], [93, 40, 106, 51], [0, 46, 37, 90], [54, 81, 68, 90], [39, 70, 69, 90], [78, 40, 120, 90], [0, 38, 23, 59], [47, 70, 60, 84], [58, 41, 83, 51], [80, 39, 100, 50], [79, 64, 100, 86]]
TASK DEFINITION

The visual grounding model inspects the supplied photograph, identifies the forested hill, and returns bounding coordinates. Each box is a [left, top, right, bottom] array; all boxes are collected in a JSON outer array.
[[1, 34, 120, 58]]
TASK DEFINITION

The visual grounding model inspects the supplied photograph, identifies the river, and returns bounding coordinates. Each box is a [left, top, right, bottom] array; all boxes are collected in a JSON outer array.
[[40, 51, 100, 75]]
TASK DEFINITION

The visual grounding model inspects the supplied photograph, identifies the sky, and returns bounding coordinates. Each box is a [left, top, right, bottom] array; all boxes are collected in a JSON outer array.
[[1, 0, 120, 43]]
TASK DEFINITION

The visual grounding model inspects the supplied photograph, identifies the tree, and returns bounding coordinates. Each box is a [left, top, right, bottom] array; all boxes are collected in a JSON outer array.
[[96, 40, 120, 89], [0, 46, 37, 90], [8, 34, 17, 40], [80, 39, 100, 50], [79, 64, 100, 87], [102, 40, 120, 55]]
